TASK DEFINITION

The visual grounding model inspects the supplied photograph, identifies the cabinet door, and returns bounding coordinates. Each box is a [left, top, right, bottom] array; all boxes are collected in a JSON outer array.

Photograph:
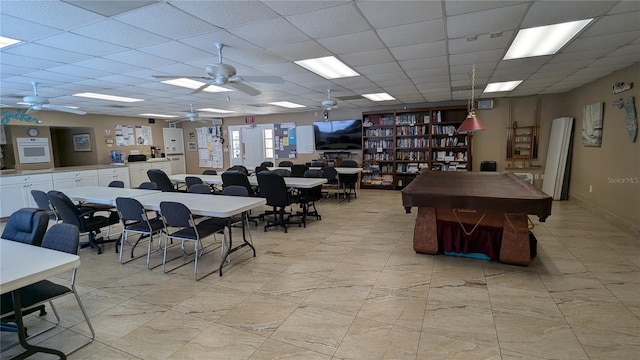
[[53, 178, 78, 190], [98, 168, 131, 188], [26, 180, 54, 208], [0, 182, 28, 217], [163, 128, 184, 154]]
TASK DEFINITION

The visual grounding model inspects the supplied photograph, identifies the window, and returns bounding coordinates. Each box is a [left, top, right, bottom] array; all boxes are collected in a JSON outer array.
[[231, 130, 241, 159], [264, 128, 274, 159]]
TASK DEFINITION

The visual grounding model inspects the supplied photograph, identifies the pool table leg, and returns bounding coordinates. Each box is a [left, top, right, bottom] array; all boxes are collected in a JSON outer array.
[[413, 207, 438, 254], [500, 214, 531, 266]]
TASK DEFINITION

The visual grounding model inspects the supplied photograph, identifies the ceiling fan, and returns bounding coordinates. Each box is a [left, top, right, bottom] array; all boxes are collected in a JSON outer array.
[[320, 89, 338, 111], [153, 43, 283, 96], [18, 81, 86, 115], [169, 104, 213, 124]]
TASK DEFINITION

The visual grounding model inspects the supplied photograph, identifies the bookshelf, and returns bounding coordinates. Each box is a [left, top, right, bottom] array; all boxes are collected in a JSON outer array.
[[511, 125, 534, 168], [361, 106, 470, 190]]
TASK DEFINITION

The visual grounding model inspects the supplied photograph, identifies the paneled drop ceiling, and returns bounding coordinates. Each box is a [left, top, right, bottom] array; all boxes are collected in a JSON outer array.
[[0, 0, 638, 118]]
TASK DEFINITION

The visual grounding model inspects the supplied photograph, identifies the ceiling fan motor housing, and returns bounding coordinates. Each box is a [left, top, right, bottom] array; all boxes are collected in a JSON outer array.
[[23, 95, 49, 105]]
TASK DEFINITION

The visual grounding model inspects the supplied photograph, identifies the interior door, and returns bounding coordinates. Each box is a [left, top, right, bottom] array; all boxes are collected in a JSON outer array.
[[228, 124, 274, 169]]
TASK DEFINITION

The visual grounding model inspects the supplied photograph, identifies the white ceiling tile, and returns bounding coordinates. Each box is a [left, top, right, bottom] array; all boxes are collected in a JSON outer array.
[[366, 71, 409, 83], [0, 15, 62, 42], [115, 2, 216, 39], [448, 31, 514, 55], [71, 58, 144, 74], [48, 64, 116, 79], [72, 19, 169, 48], [582, 11, 640, 37], [354, 62, 402, 76], [377, 19, 446, 48], [63, 1, 158, 17], [1, 1, 105, 30], [356, 1, 443, 27], [268, 41, 330, 61], [521, 1, 614, 28], [255, 62, 309, 78], [35, 33, 127, 56], [172, 1, 279, 28], [138, 41, 212, 62], [317, 31, 385, 55], [565, 31, 638, 54], [340, 49, 395, 67], [447, 3, 529, 38], [286, 4, 371, 38], [22, 70, 87, 83], [609, 43, 640, 57], [607, 0, 640, 14], [103, 50, 176, 68], [445, 1, 527, 16], [449, 49, 503, 66], [496, 57, 548, 70], [0, 64, 38, 77], [4, 43, 91, 63], [399, 56, 449, 71], [389, 41, 447, 61], [228, 18, 310, 47]]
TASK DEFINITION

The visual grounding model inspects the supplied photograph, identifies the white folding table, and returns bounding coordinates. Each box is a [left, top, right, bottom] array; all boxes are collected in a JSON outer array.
[[56, 186, 160, 205], [169, 173, 327, 189], [1, 239, 81, 359]]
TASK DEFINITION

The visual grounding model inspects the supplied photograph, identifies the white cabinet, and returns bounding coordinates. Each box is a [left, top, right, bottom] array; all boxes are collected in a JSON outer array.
[[0, 173, 54, 217], [98, 167, 131, 188], [128, 160, 173, 188], [166, 154, 185, 174], [52, 170, 99, 190], [158, 160, 173, 175], [163, 128, 184, 154]]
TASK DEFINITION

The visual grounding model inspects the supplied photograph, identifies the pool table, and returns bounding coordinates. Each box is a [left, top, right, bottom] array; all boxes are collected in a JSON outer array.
[[401, 171, 552, 266]]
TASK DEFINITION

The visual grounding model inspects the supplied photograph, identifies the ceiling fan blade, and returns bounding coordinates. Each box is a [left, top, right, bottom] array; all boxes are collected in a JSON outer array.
[[234, 75, 284, 84], [227, 81, 260, 96], [190, 83, 211, 95], [152, 75, 212, 80], [25, 107, 36, 115], [42, 104, 87, 115]]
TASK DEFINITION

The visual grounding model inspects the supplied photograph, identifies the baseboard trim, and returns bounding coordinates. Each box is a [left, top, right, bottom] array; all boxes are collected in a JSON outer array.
[[570, 193, 640, 238]]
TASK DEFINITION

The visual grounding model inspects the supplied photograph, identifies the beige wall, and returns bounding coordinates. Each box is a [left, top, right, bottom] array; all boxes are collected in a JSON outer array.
[[564, 63, 640, 230]]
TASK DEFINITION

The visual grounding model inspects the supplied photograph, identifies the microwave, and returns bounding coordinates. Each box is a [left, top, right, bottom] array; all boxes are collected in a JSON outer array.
[[16, 137, 52, 164]]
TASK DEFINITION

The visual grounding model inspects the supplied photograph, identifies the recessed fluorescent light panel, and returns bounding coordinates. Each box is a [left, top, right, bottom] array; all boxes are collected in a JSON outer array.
[[198, 108, 234, 114], [294, 56, 359, 79], [504, 19, 593, 60], [161, 78, 228, 93], [72, 93, 143, 102], [362, 93, 395, 101], [0, 36, 21, 49], [484, 80, 523, 93], [269, 101, 306, 108], [139, 113, 177, 118]]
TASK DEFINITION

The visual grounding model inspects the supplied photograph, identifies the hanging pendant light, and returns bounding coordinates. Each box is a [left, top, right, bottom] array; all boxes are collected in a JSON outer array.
[[458, 64, 486, 133]]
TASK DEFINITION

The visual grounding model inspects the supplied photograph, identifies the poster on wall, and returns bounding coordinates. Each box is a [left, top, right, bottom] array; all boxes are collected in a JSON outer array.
[[582, 102, 603, 147], [134, 125, 153, 145], [115, 125, 135, 146]]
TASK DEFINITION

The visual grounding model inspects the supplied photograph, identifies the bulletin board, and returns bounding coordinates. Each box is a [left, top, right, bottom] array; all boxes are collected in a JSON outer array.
[[196, 126, 224, 168], [114, 125, 153, 146], [274, 122, 297, 159]]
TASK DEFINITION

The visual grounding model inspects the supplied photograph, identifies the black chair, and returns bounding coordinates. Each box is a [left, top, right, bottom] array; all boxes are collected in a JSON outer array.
[[273, 168, 291, 177], [108, 180, 125, 188], [47, 190, 120, 254], [290, 164, 309, 177], [321, 166, 340, 198], [254, 165, 269, 174], [310, 160, 326, 168], [297, 169, 323, 222], [0, 224, 95, 355], [31, 189, 59, 222], [339, 159, 358, 168], [278, 160, 293, 167], [115, 197, 165, 268], [202, 170, 218, 175], [480, 161, 497, 172], [260, 161, 274, 167], [138, 181, 158, 190], [257, 171, 302, 233], [222, 170, 257, 196], [227, 165, 249, 176], [159, 201, 226, 279], [147, 169, 178, 192], [185, 176, 204, 190], [1, 208, 49, 246], [188, 184, 212, 194]]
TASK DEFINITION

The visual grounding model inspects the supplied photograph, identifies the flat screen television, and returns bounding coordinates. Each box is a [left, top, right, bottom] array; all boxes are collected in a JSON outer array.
[[313, 119, 362, 150]]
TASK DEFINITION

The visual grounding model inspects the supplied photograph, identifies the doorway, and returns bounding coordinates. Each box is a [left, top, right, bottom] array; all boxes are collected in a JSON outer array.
[[50, 127, 97, 167], [228, 124, 274, 170]]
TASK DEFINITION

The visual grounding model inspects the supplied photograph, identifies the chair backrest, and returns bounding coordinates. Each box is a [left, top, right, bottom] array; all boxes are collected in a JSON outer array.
[[255, 165, 269, 174], [278, 160, 293, 167], [1, 208, 49, 246], [147, 169, 175, 192], [47, 191, 83, 229], [41, 223, 80, 255], [160, 201, 193, 228], [116, 197, 147, 223], [185, 176, 203, 189], [222, 170, 253, 194], [339, 160, 358, 168], [303, 170, 324, 199], [31, 189, 58, 220], [227, 165, 249, 176], [108, 180, 125, 188], [322, 166, 338, 181], [138, 181, 158, 190], [310, 160, 326, 168], [480, 161, 497, 172], [202, 169, 218, 175], [273, 168, 291, 177], [260, 161, 274, 167], [221, 185, 249, 197], [188, 184, 212, 194], [257, 171, 289, 207], [290, 164, 309, 177], [304, 169, 324, 178]]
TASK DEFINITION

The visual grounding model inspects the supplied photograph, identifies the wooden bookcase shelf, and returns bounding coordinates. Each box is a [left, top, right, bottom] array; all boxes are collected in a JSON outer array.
[[361, 106, 471, 190]]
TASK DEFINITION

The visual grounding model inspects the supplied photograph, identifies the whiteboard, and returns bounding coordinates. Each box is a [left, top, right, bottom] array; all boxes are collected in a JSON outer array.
[[542, 117, 573, 199], [297, 125, 315, 154]]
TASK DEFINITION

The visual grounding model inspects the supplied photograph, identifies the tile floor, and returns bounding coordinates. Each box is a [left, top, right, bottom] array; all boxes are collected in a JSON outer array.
[[1, 189, 639, 359]]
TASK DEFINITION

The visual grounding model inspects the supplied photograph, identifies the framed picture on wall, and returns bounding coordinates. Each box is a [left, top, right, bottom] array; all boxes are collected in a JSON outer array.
[[73, 133, 91, 152]]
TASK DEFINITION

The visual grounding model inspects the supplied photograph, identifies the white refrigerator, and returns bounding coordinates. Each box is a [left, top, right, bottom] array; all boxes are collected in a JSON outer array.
[[163, 128, 186, 174]]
